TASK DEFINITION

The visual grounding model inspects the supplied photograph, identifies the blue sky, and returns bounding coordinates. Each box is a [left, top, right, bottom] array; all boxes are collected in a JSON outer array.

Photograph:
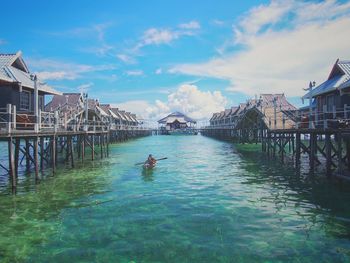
[[1, 0, 350, 120]]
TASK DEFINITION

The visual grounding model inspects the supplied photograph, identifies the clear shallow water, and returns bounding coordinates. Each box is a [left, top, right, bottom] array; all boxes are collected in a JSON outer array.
[[1, 135, 350, 262]]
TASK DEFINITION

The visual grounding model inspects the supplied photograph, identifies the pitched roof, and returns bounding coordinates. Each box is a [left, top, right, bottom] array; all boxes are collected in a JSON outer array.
[[158, 111, 196, 124], [45, 93, 83, 111], [210, 112, 219, 121], [303, 59, 350, 99], [0, 51, 61, 95], [260, 94, 296, 110], [110, 108, 123, 120]]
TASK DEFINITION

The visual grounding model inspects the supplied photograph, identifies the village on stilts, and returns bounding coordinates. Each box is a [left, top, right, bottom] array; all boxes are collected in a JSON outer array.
[[3, 1, 350, 262], [1, 51, 350, 193], [0, 51, 152, 193]]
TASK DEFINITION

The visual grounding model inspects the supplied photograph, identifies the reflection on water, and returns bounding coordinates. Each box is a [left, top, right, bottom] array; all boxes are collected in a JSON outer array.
[[142, 168, 155, 182], [1, 136, 350, 262]]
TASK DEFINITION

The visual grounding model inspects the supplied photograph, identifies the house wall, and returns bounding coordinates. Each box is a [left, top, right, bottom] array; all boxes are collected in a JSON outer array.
[[316, 90, 350, 113], [0, 85, 14, 109], [0, 84, 45, 112]]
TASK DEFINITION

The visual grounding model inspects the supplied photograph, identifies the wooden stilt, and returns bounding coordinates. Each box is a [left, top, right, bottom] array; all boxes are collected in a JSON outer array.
[[25, 139, 30, 171], [14, 138, 20, 176], [40, 137, 45, 170], [107, 133, 109, 158], [52, 136, 56, 174], [100, 134, 103, 159], [325, 133, 332, 176], [69, 136, 74, 168], [9, 138, 16, 192], [34, 137, 39, 181], [295, 132, 301, 169], [92, 135, 95, 161], [310, 133, 316, 173], [337, 132, 343, 175], [82, 134, 85, 161]]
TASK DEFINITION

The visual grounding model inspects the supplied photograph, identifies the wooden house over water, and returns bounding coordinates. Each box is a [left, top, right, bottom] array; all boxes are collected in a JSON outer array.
[[158, 111, 196, 135], [0, 51, 61, 130], [0, 51, 61, 111], [302, 59, 350, 128], [208, 94, 297, 142]]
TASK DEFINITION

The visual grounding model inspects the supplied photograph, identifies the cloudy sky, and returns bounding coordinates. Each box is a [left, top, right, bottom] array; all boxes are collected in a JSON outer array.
[[1, 0, 350, 120]]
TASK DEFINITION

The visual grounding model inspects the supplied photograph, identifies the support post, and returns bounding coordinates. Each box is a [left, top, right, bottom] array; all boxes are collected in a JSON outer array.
[[337, 132, 342, 175], [325, 133, 332, 176], [310, 133, 316, 173], [9, 138, 16, 193], [12, 105, 16, 131], [323, 105, 327, 129], [69, 136, 74, 168], [295, 132, 301, 169], [14, 138, 20, 175], [7, 104, 12, 133], [40, 137, 45, 170], [92, 135, 95, 161], [52, 136, 56, 174], [34, 137, 39, 181]]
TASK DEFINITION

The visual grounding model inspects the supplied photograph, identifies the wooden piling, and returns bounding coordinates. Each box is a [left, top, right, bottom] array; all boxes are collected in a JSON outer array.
[[9, 138, 16, 192], [92, 135, 95, 161], [325, 133, 332, 176], [40, 137, 45, 170], [25, 139, 30, 171], [295, 132, 301, 169], [52, 136, 56, 173], [34, 137, 39, 181], [337, 132, 343, 175], [14, 138, 20, 176]]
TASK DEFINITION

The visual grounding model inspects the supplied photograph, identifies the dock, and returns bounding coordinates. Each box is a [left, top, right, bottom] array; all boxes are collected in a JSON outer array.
[[201, 93, 350, 180], [0, 103, 151, 194]]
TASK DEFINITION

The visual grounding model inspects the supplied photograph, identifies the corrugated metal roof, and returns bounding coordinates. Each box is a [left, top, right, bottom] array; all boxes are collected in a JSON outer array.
[[45, 93, 82, 111], [110, 108, 124, 120], [340, 79, 350, 89], [338, 60, 350, 76], [158, 112, 196, 124], [303, 60, 350, 98], [0, 51, 61, 95]]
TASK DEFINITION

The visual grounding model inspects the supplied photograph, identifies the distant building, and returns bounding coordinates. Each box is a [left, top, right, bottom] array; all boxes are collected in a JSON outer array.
[[158, 111, 196, 134], [209, 94, 297, 130], [0, 51, 60, 113]]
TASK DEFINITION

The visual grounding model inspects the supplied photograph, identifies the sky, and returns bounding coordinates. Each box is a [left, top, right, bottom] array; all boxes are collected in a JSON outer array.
[[1, 0, 350, 121]]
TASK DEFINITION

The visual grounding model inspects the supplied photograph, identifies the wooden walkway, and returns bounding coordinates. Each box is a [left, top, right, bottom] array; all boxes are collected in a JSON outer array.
[[201, 127, 350, 180], [0, 128, 152, 193]]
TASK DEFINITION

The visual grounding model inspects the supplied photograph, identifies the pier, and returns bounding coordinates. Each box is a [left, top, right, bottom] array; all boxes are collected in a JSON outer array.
[[0, 103, 151, 193], [201, 93, 350, 179]]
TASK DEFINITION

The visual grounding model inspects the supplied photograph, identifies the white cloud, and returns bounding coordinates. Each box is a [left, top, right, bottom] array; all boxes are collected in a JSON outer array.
[[179, 21, 201, 29], [117, 54, 136, 64], [125, 70, 144, 76], [211, 19, 225, 26], [140, 28, 181, 46], [155, 68, 162, 74], [51, 22, 115, 57], [135, 21, 201, 49], [170, 0, 350, 97], [36, 71, 76, 80], [77, 82, 94, 93], [30, 58, 116, 81], [116, 84, 227, 120]]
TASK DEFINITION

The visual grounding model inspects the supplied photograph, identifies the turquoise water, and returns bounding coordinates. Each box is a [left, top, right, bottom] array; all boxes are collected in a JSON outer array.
[[1, 135, 350, 262]]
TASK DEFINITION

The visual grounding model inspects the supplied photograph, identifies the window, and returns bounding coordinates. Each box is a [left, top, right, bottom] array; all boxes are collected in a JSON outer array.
[[326, 94, 335, 112], [39, 96, 44, 110], [20, 90, 31, 111]]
